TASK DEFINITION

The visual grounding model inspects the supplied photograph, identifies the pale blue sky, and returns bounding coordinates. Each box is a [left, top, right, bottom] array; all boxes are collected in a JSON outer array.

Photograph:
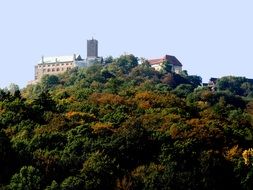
[[0, 0, 252, 88]]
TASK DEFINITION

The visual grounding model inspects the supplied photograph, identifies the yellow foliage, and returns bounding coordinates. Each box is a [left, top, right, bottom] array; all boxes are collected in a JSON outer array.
[[3, 127, 16, 137], [197, 101, 209, 110], [131, 163, 164, 179], [134, 91, 180, 109], [66, 96, 76, 103], [160, 114, 182, 131], [65, 111, 96, 125], [186, 118, 211, 128], [225, 145, 241, 161], [135, 91, 155, 101], [200, 90, 213, 101], [65, 111, 83, 118], [169, 125, 180, 139], [91, 122, 114, 133], [242, 148, 253, 165], [138, 101, 151, 109], [0, 108, 5, 114], [116, 176, 133, 190], [89, 93, 125, 105]]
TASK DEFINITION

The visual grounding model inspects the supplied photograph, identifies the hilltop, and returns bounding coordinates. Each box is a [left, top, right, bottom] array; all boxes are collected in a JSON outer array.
[[1, 54, 253, 189]]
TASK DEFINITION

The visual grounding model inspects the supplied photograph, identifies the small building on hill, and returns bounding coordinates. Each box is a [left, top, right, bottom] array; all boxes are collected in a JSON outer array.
[[148, 55, 183, 74]]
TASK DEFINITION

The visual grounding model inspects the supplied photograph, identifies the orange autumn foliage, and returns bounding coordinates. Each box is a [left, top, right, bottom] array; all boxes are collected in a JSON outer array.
[[89, 93, 125, 105]]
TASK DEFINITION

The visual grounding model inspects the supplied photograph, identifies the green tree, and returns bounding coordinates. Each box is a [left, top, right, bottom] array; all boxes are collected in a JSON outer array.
[[32, 91, 56, 113], [45, 180, 60, 190], [104, 56, 114, 64], [81, 152, 116, 190], [8, 166, 42, 190], [115, 54, 138, 74], [61, 176, 84, 190], [216, 76, 250, 96], [161, 60, 172, 73], [186, 75, 202, 88], [173, 84, 195, 98], [41, 75, 60, 89]]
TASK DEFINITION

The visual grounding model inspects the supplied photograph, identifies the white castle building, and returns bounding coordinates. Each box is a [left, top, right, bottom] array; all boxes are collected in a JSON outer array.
[[30, 38, 101, 84], [34, 54, 86, 81]]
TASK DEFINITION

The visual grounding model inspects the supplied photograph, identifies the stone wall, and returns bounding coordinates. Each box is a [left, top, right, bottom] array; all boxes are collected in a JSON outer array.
[[35, 61, 75, 80]]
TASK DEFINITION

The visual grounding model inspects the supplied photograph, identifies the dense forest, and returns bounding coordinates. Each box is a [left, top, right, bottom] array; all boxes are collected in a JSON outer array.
[[1, 54, 253, 189]]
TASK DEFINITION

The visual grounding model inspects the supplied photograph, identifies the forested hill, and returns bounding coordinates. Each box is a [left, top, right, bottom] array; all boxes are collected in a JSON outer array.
[[1, 54, 253, 189]]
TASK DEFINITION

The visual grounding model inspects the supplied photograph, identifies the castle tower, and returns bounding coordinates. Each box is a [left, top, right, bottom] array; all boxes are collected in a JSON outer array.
[[87, 38, 98, 58]]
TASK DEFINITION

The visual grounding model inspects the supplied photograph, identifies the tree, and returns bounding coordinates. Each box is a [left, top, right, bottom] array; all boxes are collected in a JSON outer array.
[[8, 83, 20, 96], [186, 75, 202, 88], [32, 91, 56, 113], [41, 75, 60, 89], [104, 56, 114, 64], [45, 180, 60, 190], [8, 166, 42, 190], [173, 84, 195, 98], [0, 131, 15, 184], [81, 152, 116, 190], [61, 176, 84, 190], [216, 76, 250, 96], [161, 60, 172, 74], [116, 54, 138, 74]]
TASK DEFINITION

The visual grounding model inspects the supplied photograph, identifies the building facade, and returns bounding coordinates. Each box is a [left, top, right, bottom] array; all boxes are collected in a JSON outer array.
[[34, 54, 85, 82], [30, 38, 101, 85], [148, 55, 183, 74]]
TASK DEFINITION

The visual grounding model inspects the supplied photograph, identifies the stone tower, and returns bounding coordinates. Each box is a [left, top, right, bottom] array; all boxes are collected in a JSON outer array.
[[87, 38, 98, 58]]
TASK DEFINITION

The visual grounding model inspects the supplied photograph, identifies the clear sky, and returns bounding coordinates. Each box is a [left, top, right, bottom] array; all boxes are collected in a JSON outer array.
[[0, 0, 252, 88]]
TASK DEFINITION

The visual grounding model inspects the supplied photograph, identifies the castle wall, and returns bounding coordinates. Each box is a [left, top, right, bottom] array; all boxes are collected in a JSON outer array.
[[35, 61, 75, 81]]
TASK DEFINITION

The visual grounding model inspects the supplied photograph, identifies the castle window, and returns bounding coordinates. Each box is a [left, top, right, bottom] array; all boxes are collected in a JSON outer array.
[[47, 69, 50, 72], [56, 68, 60, 71], [52, 68, 55, 72]]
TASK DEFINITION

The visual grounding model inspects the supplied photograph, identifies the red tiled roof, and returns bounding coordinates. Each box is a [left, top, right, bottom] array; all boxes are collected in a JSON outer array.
[[148, 55, 182, 66], [148, 58, 164, 65]]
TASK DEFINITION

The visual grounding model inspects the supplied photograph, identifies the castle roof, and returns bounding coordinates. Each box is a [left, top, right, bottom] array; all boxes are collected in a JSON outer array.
[[38, 54, 82, 64], [148, 55, 182, 66]]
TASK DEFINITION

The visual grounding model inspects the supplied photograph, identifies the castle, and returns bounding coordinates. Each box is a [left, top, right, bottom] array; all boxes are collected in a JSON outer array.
[[30, 39, 183, 84], [31, 38, 101, 84]]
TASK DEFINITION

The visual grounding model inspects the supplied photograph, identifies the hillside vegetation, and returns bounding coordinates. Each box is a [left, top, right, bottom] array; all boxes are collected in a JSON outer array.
[[1, 54, 253, 189]]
